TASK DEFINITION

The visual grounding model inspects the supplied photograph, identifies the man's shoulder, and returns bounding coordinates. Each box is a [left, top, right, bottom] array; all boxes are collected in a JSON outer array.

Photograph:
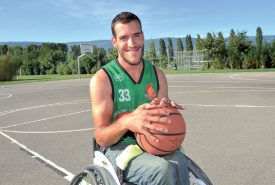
[[90, 68, 109, 86]]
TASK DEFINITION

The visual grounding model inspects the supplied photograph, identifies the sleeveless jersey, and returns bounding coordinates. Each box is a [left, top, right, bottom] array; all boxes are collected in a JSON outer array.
[[102, 59, 159, 144]]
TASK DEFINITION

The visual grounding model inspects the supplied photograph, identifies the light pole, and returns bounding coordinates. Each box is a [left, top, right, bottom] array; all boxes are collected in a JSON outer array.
[[77, 53, 85, 79]]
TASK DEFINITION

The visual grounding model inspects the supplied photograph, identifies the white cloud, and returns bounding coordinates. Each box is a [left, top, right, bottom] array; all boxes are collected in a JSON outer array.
[[41, 0, 150, 24]]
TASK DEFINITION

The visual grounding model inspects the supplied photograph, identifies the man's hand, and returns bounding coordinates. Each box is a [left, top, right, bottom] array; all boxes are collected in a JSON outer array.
[[151, 97, 185, 110], [122, 103, 171, 143]]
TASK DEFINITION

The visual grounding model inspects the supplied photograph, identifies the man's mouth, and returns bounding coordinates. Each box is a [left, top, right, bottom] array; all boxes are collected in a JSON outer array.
[[125, 47, 141, 53]]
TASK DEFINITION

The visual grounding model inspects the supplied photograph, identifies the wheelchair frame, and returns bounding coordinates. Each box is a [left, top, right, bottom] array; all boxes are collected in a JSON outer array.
[[70, 138, 213, 185]]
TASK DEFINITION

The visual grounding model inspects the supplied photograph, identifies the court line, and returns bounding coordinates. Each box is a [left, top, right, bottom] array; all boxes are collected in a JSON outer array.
[[0, 128, 94, 134], [182, 103, 275, 108], [169, 80, 275, 84], [0, 99, 90, 116], [0, 109, 91, 129], [0, 94, 13, 100], [169, 85, 275, 90], [0, 131, 75, 182], [173, 89, 275, 94], [229, 74, 275, 82]]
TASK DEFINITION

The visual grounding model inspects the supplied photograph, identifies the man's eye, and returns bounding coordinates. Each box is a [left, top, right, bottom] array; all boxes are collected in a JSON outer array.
[[120, 37, 127, 41]]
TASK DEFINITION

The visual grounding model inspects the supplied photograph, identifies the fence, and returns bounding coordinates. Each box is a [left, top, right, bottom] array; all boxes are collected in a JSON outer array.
[[148, 50, 206, 70]]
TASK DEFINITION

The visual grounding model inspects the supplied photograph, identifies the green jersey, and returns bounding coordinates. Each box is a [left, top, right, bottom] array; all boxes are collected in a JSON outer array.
[[102, 59, 159, 143]]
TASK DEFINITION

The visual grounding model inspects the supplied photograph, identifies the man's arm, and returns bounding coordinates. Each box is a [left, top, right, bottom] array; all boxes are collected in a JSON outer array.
[[155, 68, 168, 98], [154, 68, 184, 109], [90, 69, 128, 147]]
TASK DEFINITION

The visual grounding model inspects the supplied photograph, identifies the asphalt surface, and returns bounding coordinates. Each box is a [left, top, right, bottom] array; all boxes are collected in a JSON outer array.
[[0, 72, 275, 185]]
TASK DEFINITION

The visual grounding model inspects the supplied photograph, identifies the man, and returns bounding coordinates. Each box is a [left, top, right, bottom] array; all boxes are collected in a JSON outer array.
[[90, 12, 189, 185]]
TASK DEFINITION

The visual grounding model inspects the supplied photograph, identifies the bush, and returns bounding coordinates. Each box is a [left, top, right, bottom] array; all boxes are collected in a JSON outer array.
[[56, 62, 71, 75], [0, 55, 21, 81]]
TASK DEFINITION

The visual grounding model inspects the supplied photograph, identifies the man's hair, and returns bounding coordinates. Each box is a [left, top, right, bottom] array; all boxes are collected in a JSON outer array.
[[111, 12, 143, 38]]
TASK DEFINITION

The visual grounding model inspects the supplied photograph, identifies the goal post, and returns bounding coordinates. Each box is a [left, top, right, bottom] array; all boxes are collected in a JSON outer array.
[[145, 50, 206, 70], [169, 50, 206, 69]]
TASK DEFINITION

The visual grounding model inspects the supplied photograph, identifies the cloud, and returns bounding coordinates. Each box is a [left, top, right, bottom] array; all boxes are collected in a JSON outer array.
[[41, 0, 150, 24]]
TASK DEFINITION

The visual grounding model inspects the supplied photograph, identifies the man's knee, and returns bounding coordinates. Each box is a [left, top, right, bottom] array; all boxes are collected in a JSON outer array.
[[150, 159, 177, 185]]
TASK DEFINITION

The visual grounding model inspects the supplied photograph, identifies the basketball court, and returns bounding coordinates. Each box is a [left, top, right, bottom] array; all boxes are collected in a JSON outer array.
[[0, 72, 275, 185]]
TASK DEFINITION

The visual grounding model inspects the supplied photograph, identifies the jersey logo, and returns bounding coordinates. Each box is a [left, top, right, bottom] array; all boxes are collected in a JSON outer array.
[[144, 83, 156, 100], [114, 74, 125, 82]]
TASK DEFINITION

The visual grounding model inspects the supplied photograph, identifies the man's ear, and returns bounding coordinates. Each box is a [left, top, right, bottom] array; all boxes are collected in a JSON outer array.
[[111, 37, 117, 48]]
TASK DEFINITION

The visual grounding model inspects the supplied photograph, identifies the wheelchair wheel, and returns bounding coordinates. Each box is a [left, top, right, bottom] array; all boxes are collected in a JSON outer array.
[[186, 155, 213, 185], [70, 164, 118, 185]]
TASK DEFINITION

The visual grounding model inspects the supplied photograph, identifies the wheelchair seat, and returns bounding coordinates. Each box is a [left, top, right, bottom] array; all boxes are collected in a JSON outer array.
[[70, 138, 213, 185]]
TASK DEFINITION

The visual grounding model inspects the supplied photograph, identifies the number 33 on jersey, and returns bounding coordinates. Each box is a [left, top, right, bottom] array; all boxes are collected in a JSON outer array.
[[118, 89, 131, 102]]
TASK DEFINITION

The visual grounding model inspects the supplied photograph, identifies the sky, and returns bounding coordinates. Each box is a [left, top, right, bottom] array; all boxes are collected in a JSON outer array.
[[1, 0, 275, 43]]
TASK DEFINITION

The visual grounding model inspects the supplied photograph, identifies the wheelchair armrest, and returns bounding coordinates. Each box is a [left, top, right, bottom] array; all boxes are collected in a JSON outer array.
[[92, 137, 101, 151]]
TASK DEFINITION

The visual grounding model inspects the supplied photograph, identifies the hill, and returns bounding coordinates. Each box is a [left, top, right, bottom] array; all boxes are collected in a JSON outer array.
[[1, 35, 275, 52]]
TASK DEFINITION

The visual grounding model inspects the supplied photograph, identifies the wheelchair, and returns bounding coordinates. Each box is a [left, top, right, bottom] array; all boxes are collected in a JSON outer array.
[[70, 138, 213, 185]]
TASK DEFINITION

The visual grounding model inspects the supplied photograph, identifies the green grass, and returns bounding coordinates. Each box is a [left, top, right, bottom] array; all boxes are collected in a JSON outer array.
[[0, 74, 93, 85], [1, 68, 275, 85], [163, 67, 275, 74]]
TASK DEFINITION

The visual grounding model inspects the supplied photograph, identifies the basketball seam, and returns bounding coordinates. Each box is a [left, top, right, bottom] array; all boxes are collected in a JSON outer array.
[[148, 131, 186, 136], [143, 135, 177, 153]]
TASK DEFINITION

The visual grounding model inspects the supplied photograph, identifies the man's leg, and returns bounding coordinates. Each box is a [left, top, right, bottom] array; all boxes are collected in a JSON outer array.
[[125, 152, 178, 185], [104, 142, 178, 185], [162, 150, 190, 185]]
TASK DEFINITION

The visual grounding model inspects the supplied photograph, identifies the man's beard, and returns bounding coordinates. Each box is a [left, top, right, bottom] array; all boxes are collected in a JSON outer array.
[[119, 45, 144, 66]]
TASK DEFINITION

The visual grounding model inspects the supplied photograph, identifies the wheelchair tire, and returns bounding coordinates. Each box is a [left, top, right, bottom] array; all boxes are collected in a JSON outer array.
[[186, 155, 213, 185], [70, 164, 119, 185]]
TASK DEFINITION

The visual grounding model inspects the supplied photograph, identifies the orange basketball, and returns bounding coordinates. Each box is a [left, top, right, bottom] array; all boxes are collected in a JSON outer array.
[[135, 107, 186, 155]]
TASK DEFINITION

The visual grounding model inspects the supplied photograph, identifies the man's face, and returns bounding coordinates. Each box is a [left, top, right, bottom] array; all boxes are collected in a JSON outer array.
[[112, 20, 144, 65]]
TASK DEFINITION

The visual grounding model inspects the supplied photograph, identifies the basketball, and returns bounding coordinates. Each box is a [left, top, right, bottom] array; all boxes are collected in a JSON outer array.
[[135, 107, 186, 155]]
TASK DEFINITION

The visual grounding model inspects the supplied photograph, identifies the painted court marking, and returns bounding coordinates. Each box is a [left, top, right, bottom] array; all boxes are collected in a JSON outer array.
[[0, 99, 90, 116], [0, 131, 75, 182], [174, 89, 275, 94], [182, 103, 275, 108], [1, 109, 91, 129], [0, 93, 12, 100], [0, 100, 92, 182], [229, 74, 275, 82]]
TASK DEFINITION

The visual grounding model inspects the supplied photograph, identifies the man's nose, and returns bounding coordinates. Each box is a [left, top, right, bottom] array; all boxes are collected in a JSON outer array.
[[127, 37, 136, 47]]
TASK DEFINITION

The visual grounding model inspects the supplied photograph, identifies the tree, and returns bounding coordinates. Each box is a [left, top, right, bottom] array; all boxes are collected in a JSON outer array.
[[185, 34, 193, 51], [0, 55, 21, 81], [107, 47, 118, 61], [271, 40, 275, 67], [262, 42, 272, 68], [203, 33, 215, 68], [7, 46, 23, 57], [195, 34, 204, 51], [86, 47, 108, 73], [236, 32, 252, 68], [71, 45, 81, 60], [0, 44, 8, 55], [227, 29, 238, 69], [227, 30, 251, 69], [39, 43, 56, 74], [243, 46, 257, 69], [159, 39, 167, 68], [256, 27, 263, 68], [38, 43, 68, 74], [176, 38, 184, 51], [212, 32, 226, 68], [167, 38, 174, 63], [145, 39, 157, 64], [22, 44, 40, 75]]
